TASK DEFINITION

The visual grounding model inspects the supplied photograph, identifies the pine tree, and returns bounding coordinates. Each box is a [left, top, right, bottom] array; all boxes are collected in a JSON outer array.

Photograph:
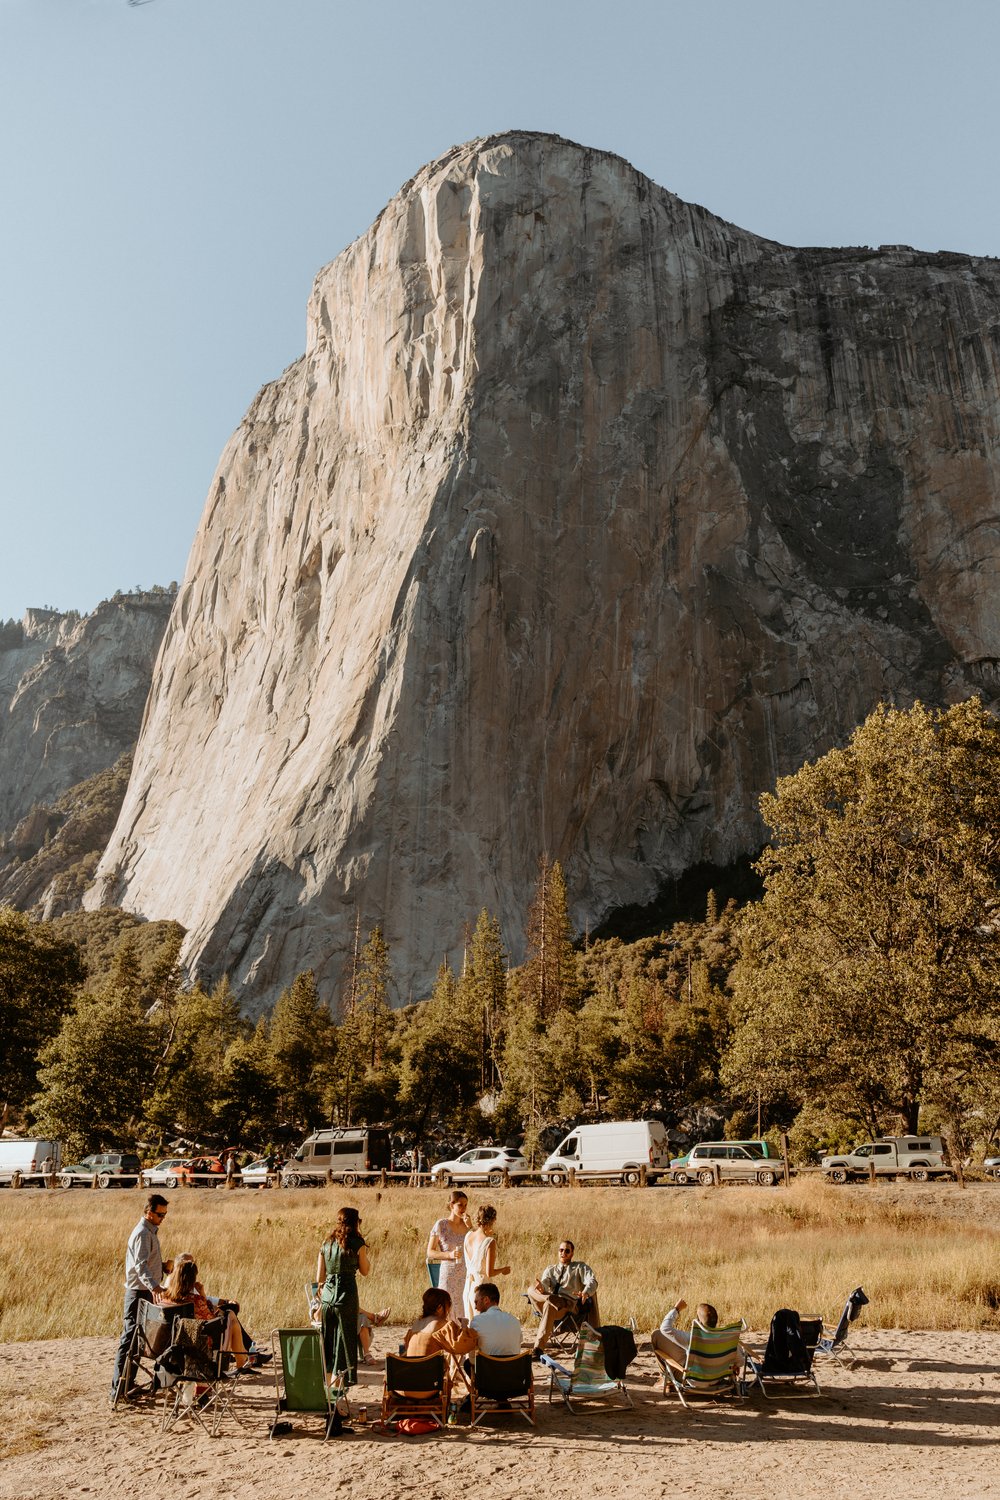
[[269, 970, 334, 1128], [0, 907, 85, 1124], [30, 981, 157, 1156], [522, 857, 578, 1019], [356, 926, 393, 1070], [457, 908, 507, 1092]]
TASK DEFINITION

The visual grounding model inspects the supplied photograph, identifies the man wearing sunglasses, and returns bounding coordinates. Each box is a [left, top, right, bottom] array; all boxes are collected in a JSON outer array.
[[110, 1193, 169, 1405], [525, 1238, 599, 1356]]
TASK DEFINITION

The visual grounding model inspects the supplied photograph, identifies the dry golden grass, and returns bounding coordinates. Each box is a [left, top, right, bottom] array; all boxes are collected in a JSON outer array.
[[1, 1179, 998, 1344]]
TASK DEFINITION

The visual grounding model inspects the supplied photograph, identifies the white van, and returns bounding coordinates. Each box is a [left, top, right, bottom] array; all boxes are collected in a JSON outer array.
[[0, 1138, 62, 1186], [541, 1120, 671, 1186]]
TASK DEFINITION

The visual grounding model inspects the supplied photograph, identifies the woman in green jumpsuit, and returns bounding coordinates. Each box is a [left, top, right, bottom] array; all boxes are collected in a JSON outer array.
[[315, 1206, 370, 1386]]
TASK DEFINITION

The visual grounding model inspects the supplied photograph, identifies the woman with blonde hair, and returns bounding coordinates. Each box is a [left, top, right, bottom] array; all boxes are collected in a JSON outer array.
[[316, 1207, 370, 1387], [462, 1203, 509, 1322], [426, 1189, 472, 1307], [155, 1257, 250, 1367]]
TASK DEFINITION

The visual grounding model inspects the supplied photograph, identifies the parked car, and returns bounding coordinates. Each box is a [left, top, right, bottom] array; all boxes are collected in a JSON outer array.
[[821, 1136, 953, 1183], [182, 1155, 227, 1187], [429, 1146, 531, 1186], [140, 1157, 192, 1188], [239, 1159, 273, 1187], [671, 1142, 782, 1186], [670, 1139, 772, 1172], [0, 1138, 62, 1186], [985, 1154, 1000, 1181], [540, 1120, 672, 1186], [59, 1151, 142, 1188]]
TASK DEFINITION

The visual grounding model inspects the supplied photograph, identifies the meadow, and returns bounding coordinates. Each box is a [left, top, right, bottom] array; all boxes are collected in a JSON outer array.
[[1, 1179, 998, 1343]]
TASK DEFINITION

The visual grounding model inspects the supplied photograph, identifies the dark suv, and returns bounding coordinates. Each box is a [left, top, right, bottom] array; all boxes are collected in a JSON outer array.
[[59, 1151, 142, 1188]]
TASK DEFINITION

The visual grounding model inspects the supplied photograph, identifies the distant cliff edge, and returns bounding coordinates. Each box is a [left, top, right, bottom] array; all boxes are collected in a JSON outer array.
[[0, 591, 174, 917]]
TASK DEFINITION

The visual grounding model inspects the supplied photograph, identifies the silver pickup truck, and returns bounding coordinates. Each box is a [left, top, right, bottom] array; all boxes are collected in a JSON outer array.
[[822, 1135, 952, 1183]]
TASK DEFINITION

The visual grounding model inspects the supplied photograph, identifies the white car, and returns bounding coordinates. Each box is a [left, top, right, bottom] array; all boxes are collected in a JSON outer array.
[[985, 1155, 1000, 1181], [140, 1157, 192, 1188], [429, 1146, 530, 1186], [239, 1159, 274, 1187]]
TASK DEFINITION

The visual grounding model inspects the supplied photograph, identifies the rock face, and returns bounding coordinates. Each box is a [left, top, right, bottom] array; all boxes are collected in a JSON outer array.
[[88, 132, 1000, 1011], [0, 595, 173, 830], [0, 595, 173, 916]]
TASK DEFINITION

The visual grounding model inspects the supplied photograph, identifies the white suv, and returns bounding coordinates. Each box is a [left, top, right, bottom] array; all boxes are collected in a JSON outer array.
[[674, 1143, 782, 1187], [429, 1146, 530, 1186]]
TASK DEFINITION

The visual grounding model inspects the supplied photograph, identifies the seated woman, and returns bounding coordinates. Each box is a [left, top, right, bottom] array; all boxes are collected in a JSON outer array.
[[309, 1295, 390, 1364], [398, 1287, 477, 1397], [156, 1257, 250, 1368]]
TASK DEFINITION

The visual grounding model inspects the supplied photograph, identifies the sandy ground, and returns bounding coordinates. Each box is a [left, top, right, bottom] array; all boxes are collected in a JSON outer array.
[[0, 1326, 997, 1500]]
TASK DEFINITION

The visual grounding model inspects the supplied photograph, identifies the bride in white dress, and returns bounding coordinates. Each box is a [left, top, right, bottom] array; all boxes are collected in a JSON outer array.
[[462, 1203, 510, 1321]]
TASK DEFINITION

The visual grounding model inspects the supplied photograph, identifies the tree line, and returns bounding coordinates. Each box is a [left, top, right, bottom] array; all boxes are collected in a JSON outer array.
[[3, 698, 1000, 1163]]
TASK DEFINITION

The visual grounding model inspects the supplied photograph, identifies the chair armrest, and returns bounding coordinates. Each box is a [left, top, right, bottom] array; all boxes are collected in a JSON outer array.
[[539, 1354, 570, 1377]]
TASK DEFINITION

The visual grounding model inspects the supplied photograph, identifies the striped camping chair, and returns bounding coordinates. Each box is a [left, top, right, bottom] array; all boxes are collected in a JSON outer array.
[[655, 1319, 744, 1407], [541, 1322, 632, 1412]]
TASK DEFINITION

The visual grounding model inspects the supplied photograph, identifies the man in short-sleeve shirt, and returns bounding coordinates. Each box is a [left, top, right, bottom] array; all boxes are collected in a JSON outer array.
[[471, 1282, 523, 1356]]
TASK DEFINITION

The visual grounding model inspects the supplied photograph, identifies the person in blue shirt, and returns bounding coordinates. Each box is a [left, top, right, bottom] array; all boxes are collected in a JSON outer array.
[[110, 1193, 169, 1404]]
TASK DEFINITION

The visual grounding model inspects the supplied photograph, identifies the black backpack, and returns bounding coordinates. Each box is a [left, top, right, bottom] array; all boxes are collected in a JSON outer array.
[[762, 1308, 808, 1374]]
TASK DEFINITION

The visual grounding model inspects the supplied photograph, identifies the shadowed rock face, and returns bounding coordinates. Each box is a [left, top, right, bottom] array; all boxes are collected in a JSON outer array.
[[0, 597, 173, 839], [87, 132, 1000, 1011]]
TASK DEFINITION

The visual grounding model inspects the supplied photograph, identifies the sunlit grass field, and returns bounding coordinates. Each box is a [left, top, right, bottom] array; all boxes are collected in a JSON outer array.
[[1, 1179, 998, 1343]]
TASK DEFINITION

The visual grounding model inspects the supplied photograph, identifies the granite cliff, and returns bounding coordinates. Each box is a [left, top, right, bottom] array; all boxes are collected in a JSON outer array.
[[0, 594, 173, 915], [87, 132, 1000, 1009]]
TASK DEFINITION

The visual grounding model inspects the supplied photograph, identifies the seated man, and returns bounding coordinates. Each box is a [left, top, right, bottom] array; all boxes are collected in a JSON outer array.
[[652, 1297, 739, 1371], [470, 1282, 523, 1357], [524, 1238, 599, 1356]]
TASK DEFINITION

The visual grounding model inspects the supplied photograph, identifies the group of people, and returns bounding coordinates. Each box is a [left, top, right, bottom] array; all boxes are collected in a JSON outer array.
[[312, 1192, 604, 1389], [112, 1188, 718, 1404], [110, 1193, 272, 1404]]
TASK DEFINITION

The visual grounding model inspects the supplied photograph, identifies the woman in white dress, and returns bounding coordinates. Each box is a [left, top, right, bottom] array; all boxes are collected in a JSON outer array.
[[426, 1190, 472, 1309], [462, 1203, 510, 1321]]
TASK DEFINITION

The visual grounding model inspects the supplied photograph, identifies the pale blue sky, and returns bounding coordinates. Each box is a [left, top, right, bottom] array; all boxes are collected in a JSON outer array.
[[2, 0, 999, 622]]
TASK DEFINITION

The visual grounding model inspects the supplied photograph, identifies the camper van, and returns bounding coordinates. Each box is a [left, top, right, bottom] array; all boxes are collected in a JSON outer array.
[[540, 1120, 671, 1186], [0, 1138, 62, 1186], [281, 1127, 392, 1187]]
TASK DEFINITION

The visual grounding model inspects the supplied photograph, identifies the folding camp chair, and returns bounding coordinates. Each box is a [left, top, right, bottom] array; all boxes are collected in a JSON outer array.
[[469, 1352, 535, 1427], [111, 1298, 194, 1408], [270, 1327, 342, 1441], [742, 1310, 823, 1398], [814, 1287, 869, 1368], [381, 1352, 449, 1429], [158, 1316, 234, 1436], [521, 1290, 599, 1355], [652, 1319, 745, 1407], [541, 1322, 632, 1412]]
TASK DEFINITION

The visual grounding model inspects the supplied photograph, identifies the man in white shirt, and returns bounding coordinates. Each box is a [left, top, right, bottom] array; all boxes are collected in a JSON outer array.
[[470, 1282, 523, 1356]]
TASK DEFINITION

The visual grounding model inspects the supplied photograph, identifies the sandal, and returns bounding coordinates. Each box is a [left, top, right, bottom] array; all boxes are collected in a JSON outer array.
[[372, 1307, 391, 1327]]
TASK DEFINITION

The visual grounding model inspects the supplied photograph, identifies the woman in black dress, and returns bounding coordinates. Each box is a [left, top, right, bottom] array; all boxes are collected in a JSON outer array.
[[316, 1206, 370, 1386]]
